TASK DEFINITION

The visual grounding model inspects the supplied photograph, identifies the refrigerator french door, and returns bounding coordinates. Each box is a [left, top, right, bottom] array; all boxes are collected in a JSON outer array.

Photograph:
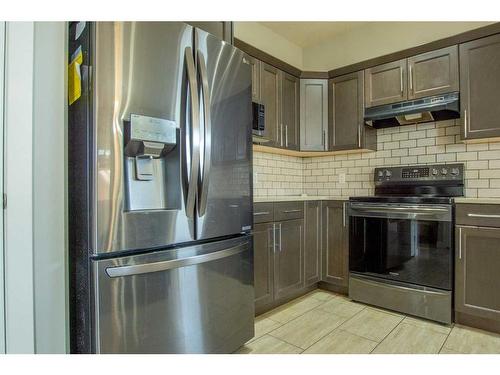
[[68, 22, 253, 353]]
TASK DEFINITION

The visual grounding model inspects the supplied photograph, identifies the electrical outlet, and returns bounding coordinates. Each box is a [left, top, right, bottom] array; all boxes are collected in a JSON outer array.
[[339, 173, 346, 184]]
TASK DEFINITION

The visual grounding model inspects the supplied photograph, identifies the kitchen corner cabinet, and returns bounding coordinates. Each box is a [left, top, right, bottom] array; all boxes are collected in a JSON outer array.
[[321, 201, 349, 288], [280, 71, 300, 150], [253, 222, 274, 308], [247, 55, 261, 103], [304, 201, 321, 286], [328, 71, 376, 151], [460, 33, 500, 141], [300, 79, 328, 151], [260, 62, 280, 146]]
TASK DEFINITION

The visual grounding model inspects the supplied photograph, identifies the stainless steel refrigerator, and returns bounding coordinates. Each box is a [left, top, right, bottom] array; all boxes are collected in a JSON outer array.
[[68, 22, 254, 354]]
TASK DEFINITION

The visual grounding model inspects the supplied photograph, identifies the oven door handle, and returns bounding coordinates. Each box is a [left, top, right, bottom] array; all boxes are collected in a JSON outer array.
[[350, 205, 450, 213]]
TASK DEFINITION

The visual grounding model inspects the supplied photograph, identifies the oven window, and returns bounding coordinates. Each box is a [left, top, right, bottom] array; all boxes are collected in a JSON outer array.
[[349, 216, 453, 290]]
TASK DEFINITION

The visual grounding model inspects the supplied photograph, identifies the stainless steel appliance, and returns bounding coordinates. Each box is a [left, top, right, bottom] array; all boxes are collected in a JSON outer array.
[[364, 92, 460, 128], [68, 22, 254, 353], [348, 163, 464, 324]]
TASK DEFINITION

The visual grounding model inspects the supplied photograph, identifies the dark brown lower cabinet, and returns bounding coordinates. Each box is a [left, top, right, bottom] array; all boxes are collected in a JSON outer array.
[[455, 226, 500, 329], [304, 201, 321, 286], [274, 219, 304, 300], [253, 222, 274, 309], [321, 201, 349, 290]]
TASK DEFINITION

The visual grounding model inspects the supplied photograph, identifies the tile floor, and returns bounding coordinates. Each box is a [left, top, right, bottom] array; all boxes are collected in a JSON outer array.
[[236, 289, 500, 354]]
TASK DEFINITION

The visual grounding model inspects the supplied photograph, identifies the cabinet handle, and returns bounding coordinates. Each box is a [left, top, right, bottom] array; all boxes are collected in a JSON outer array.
[[253, 211, 270, 216], [279, 223, 282, 253], [458, 227, 462, 260], [322, 129, 326, 149], [467, 213, 500, 219], [357, 127, 362, 148], [400, 68, 404, 93], [409, 65, 413, 91], [464, 109, 468, 138], [343, 202, 347, 227], [285, 125, 288, 148], [280, 124, 283, 147], [283, 209, 302, 214], [272, 223, 277, 254]]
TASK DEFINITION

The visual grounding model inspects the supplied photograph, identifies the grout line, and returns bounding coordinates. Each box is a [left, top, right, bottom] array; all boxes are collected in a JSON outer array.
[[438, 324, 455, 354], [368, 314, 406, 354]]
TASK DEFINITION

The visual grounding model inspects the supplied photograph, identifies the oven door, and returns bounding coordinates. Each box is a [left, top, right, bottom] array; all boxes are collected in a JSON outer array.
[[348, 202, 453, 290]]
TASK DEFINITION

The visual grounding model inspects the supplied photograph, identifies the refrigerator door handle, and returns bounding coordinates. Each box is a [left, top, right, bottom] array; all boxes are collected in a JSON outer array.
[[197, 49, 212, 217], [105, 242, 248, 277], [184, 47, 201, 219]]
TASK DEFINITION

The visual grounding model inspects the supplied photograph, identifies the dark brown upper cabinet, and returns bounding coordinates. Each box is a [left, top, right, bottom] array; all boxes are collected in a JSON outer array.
[[260, 62, 280, 146], [304, 201, 321, 286], [246, 55, 261, 103], [329, 71, 376, 151], [280, 71, 300, 150], [460, 33, 500, 141], [407, 45, 459, 100], [365, 59, 407, 108]]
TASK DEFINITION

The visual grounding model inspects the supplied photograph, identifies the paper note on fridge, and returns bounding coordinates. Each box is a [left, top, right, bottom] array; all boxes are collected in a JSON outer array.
[[68, 46, 83, 105]]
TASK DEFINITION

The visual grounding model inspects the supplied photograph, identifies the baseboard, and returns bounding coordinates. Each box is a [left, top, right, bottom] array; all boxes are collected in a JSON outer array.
[[318, 281, 348, 295], [455, 311, 500, 334], [255, 284, 318, 316]]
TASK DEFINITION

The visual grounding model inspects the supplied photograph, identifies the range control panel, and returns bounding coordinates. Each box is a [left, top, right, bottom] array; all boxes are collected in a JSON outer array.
[[375, 163, 464, 183]]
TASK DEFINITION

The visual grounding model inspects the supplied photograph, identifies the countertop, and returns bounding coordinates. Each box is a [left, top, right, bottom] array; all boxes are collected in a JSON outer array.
[[254, 195, 349, 203], [454, 197, 500, 204], [255, 196, 500, 204]]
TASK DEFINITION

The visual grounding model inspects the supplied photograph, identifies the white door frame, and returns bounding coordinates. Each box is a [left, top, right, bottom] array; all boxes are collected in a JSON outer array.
[[3, 21, 35, 354], [0, 20, 6, 355]]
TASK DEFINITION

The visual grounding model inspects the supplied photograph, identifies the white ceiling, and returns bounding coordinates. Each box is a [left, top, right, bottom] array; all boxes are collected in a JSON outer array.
[[259, 22, 371, 48]]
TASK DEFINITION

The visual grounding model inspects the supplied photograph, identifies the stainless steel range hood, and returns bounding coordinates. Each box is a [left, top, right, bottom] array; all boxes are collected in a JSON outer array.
[[364, 92, 460, 128]]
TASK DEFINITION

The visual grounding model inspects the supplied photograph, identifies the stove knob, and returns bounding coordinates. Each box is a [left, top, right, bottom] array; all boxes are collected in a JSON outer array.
[[451, 168, 460, 176], [441, 168, 448, 175], [431, 168, 439, 176], [385, 170, 392, 178], [378, 170, 384, 178]]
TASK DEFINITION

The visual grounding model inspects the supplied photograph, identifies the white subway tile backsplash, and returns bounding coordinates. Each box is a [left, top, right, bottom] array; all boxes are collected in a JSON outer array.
[[253, 120, 500, 199]]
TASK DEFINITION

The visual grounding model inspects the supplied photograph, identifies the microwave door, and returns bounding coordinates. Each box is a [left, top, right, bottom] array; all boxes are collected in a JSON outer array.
[[194, 28, 253, 241]]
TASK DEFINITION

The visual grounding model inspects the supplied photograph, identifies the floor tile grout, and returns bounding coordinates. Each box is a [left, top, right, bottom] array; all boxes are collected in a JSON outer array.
[[368, 314, 406, 354]]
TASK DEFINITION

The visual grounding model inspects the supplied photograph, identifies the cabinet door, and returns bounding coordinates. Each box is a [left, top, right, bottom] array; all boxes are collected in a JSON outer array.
[[455, 226, 500, 322], [274, 219, 304, 300], [300, 79, 328, 151], [304, 201, 321, 286], [253, 222, 275, 309], [321, 201, 349, 288], [260, 62, 280, 146], [329, 71, 363, 151], [246, 55, 260, 103], [186, 22, 233, 43], [365, 59, 407, 107], [280, 71, 300, 150], [408, 45, 459, 100], [460, 34, 500, 140]]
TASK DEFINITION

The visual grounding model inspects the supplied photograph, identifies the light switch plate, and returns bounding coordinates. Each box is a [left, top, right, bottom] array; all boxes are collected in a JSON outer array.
[[339, 173, 346, 184]]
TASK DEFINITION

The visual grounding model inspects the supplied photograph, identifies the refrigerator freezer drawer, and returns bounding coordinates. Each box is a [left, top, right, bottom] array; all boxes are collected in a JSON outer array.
[[93, 235, 254, 353]]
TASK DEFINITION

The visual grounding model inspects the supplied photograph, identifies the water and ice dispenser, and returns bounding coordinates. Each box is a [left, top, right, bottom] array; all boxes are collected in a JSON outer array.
[[124, 114, 180, 211]]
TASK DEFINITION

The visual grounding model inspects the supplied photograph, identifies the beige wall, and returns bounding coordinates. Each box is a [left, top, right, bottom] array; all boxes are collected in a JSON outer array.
[[302, 22, 493, 71], [234, 22, 303, 69]]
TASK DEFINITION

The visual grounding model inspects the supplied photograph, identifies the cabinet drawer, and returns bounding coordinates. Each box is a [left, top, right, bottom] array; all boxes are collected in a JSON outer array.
[[253, 202, 274, 223], [456, 204, 500, 228], [274, 201, 304, 221]]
